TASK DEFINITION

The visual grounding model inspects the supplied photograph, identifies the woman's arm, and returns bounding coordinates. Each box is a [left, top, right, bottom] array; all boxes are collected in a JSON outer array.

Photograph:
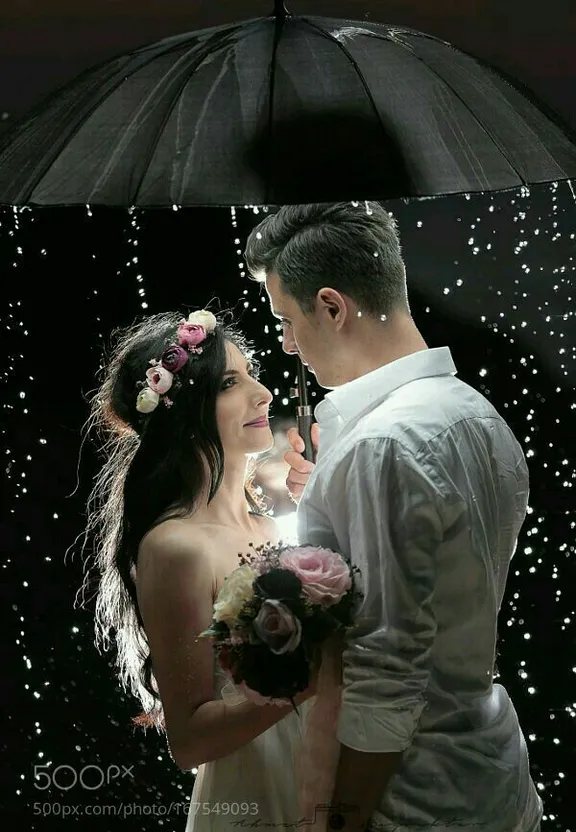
[[136, 524, 313, 770], [176, 689, 311, 770]]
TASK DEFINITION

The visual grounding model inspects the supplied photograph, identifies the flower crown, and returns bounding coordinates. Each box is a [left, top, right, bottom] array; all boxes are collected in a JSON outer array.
[[135, 310, 218, 415]]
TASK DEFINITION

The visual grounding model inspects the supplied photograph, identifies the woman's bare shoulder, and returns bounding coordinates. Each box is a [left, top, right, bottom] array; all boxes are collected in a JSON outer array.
[[138, 518, 212, 568]]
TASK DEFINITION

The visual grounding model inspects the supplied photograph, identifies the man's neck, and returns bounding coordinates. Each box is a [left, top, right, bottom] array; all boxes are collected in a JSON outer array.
[[336, 315, 428, 386]]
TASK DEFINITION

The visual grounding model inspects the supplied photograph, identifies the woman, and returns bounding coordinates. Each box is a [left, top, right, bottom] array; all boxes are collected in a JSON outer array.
[[86, 310, 317, 830]]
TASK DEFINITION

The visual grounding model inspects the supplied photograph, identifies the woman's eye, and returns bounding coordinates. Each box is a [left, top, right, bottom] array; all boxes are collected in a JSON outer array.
[[221, 367, 260, 390]]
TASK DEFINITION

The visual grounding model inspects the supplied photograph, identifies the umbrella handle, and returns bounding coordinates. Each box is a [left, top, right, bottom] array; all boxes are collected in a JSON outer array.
[[297, 409, 315, 463], [290, 357, 316, 463]]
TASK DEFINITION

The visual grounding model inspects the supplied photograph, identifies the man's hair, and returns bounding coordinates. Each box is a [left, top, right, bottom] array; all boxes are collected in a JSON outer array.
[[244, 202, 408, 318]]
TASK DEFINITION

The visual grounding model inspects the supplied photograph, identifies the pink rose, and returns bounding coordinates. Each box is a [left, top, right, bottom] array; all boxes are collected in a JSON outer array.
[[177, 323, 206, 348], [279, 547, 352, 606], [145, 364, 173, 395], [253, 599, 302, 655]]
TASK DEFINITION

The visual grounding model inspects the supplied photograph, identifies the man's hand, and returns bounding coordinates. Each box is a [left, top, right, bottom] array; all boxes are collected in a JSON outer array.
[[329, 747, 403, 830], [284, 423, 319, 504]]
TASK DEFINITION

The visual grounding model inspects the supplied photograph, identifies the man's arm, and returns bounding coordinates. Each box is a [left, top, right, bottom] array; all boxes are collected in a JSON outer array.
[[328, 747, 403, 830], [316, 437, 449, 829]]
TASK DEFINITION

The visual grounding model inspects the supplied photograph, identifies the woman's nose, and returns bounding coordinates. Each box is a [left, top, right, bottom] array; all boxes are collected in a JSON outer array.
[[256, 381, 273, 405]]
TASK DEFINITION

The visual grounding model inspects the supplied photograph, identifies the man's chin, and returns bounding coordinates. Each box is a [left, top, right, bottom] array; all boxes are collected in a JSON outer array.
[[302, 363, 332, 389], [312, 371, 332, 390]]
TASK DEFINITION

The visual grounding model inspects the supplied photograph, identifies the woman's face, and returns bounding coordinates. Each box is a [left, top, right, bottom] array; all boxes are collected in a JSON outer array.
[[216, 342, 273, 457]]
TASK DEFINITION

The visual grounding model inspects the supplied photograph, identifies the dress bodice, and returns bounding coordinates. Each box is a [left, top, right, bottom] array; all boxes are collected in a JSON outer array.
[[186, 664, 312, 830]]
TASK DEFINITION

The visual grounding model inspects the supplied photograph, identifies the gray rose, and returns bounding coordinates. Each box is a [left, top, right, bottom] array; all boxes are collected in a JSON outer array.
[[253, 599, 302, 655]]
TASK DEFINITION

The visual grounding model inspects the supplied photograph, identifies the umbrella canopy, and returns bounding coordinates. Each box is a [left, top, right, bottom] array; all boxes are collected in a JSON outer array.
[[0, 5, 575, 206]]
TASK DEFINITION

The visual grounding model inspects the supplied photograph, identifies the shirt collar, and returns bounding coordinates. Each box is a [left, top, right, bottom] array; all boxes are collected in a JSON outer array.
[[314, 347, 458, 427]]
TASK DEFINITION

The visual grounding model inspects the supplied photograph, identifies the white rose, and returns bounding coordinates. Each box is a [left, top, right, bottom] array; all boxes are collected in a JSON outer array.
[[213, 565, 256, 624], [136, 387, 160, 414], [187, 309, 217, 334]]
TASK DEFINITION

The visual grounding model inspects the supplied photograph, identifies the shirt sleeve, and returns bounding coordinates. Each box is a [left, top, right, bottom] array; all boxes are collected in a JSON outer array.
[[324, 437, 445, 753]]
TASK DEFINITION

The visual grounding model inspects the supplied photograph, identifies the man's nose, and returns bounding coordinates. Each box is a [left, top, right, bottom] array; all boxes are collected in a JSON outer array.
[[282, 331, 297, 355]]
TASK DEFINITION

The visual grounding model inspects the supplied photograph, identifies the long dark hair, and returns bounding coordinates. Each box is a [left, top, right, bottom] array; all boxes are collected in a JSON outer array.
[[81, 311, 266, 731]]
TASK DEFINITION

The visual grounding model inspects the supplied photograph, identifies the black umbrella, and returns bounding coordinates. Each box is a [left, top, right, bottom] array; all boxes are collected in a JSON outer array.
[[0, 1, 575, 207]]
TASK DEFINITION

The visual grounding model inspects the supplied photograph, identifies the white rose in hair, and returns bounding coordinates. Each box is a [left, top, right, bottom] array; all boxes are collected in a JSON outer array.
[[188, 310, 217, 333], [136, 387, 160, 414]]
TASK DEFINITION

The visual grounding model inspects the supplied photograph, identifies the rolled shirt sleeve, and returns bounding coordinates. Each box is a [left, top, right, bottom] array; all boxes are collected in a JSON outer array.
[[321, 437, 444, 753]]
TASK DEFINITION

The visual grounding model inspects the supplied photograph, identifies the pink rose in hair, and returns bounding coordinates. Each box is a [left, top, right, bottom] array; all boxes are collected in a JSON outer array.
[[145, 364, 173, 395], [161, 345, 189, 373], [279, 547, 352, 606], [177, 323, 206, 348]]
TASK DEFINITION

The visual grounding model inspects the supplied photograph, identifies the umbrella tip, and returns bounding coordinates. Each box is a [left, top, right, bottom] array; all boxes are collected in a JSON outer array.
[[271, 0, 291, 18]]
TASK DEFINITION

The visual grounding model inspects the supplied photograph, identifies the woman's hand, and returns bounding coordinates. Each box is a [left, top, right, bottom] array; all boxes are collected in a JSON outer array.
[[284, 424, 320, 503]]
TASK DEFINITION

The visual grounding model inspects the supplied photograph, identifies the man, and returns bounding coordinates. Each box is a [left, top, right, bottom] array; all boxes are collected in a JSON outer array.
[[244, 202, 542, 832]]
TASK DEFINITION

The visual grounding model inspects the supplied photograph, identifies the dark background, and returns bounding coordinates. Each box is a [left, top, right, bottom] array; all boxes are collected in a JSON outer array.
[[1, 2, 575, 831]]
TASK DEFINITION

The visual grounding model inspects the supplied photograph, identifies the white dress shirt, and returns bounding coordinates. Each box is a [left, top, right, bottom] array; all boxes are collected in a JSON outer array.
[[297, 347, 542, 832]]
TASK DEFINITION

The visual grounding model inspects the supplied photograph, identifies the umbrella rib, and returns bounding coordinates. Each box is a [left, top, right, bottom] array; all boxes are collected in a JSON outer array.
[[353, 28, 529, 185], [176, 54, 233, 204], [383, 33, 529, 183], [300, 18, 393, 163], [0, 54, 140, 204], [131, 24, 250, 205], [0, 35, 217, 204], [300, 21, 539, 189], [264, 12, 288, 204]]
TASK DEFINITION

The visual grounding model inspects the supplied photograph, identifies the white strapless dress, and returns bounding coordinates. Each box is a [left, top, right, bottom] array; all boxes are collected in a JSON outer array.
[[185, 667, 313, 831]]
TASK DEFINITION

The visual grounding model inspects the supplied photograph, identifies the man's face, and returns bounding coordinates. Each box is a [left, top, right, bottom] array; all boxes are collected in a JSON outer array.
[[265, 271, 328, 385]]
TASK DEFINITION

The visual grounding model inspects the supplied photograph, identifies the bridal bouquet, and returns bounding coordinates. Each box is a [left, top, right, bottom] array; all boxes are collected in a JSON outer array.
[[200, 543, 362, 705]]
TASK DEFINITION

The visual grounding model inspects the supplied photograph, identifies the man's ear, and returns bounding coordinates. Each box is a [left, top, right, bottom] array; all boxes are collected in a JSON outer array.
[[317, 287, 346, 321]]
